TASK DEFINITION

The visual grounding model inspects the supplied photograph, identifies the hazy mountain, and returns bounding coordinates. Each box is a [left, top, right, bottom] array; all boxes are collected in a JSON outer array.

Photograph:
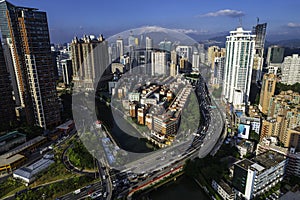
[[269, 39, 300, 48]]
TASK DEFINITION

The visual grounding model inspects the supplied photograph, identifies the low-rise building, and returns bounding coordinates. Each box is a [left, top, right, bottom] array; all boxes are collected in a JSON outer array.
[[236, 140, 255, 158], [13, 157, 54, 185], [0, 154, 26, 174], [0, 131, 26, 153], [212, 179, 235, 200], [232, 150, 286, 200], [257, 136, 300, 177]]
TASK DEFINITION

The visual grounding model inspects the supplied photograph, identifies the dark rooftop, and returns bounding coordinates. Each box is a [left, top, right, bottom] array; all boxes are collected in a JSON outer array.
[[253, 150, 286, 169]]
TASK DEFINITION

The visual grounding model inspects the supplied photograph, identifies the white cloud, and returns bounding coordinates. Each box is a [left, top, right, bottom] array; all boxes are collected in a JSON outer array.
[[200, 9, 245, 18], [139, 26, 208, 35], [172, 28, 198, 34], [287, 22, 300, 28]]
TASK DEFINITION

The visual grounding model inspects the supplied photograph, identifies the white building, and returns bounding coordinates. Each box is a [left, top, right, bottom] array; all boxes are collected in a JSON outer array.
[[145, 36, 153, 50], [223, 27, 256, 105], [212, 180, 235, 200], [128, 92, 140, 102], [232, 151, 286, 200], [192, 52, 200, 71], [176, 45, 192, 62], [281, 54, 300, 85], [213, 56, 225, 86], [151, 51, 167, 76], [13, 157, 54, 185]]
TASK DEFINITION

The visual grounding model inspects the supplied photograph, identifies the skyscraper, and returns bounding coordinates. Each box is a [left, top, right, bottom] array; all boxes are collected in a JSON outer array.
[[281, 54, 300, 85], [252, 22, 267, 82], [192, 52, 200, 71], [145, 36, 153, 64], [151, 51, 167, 76], [212, 57, 225, 88], [170, 50, 178, 77], [71, 34, 109, 91], [0, 0, 61, 129], [259, 73, 277, 115], [266, 45, 285, 66], [223, 27, 256, 105], [116, 37, 124, 60], [0, 38, 16, 130], [145, 36, 153, 50]]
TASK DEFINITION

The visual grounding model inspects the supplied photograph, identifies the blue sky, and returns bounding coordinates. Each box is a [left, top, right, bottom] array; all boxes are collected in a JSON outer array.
[[9, 0, 300, 43]]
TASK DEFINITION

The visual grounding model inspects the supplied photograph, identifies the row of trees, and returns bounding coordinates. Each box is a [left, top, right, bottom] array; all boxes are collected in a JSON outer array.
[[275, 82, 300, 95], [15, 176, 94, 200]]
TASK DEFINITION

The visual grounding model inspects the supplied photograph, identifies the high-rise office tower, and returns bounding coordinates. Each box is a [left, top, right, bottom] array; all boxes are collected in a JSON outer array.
[[128, 31, 136, 47], [145, 36, 153, 64], [207, 45, 219, 67], [61, 59, 73, 85], [71, 34, 109, 91], [0, 0, 61, 129], [151, 51, 167, 76], [206, 45, 226, 69], [145, 36, 153, 50], [170, 50, 178, 77], [116, 37, 124, 60], [0, 38, 16, 130], [192, 52, 200, 71], [252, 22, 267, 82], [281, 54, 300, 85], [212, 57, 225, 87], [266, 45, 285, 66], [259, 73, 277, 115], [223, 27, 256, 105]]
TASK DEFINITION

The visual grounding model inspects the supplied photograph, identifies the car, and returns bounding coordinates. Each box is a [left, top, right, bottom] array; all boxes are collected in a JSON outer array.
[[88, 189, 95, 195], [91, 191, 102, 199], [73, 189, 81, 194], [103, 192, 108, 198]]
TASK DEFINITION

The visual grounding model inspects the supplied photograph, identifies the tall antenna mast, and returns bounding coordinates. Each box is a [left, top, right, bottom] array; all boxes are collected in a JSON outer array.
[[257, 17, 260, 25], [239, 17, 243, 27]]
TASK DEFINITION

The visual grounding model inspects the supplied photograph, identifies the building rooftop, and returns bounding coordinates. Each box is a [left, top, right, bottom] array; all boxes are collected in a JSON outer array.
[[2, 136, 46, 158], [218, 180, 234, 195], [0, 131, 26, 143], [56, 120, 74, 130], [0, 153, 25, 166], [253, 150, 285, 169], [235, 159, 255, 170], [13, 158, 54, 181]]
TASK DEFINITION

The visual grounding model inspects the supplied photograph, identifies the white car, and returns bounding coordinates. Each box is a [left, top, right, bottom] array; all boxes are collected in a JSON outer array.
[[91, 191, 102, 199]]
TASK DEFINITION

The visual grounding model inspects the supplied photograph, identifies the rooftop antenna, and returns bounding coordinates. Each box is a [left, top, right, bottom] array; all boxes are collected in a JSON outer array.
[[239, 17, 243, 27], [257, 17, 260, 25]]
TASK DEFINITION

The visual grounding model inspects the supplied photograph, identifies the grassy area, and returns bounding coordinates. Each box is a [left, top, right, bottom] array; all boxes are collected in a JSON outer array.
[[32, 160, 79, 187], [180, 92, 201, 133], [67, 140, 96, 171]]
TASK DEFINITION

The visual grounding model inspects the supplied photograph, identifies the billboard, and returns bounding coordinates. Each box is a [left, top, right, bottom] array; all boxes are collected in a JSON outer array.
[[237, 123, 250, 139]]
